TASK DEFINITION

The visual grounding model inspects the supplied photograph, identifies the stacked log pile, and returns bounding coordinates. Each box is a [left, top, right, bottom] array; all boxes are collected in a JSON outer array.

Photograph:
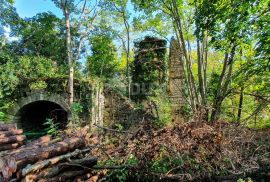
[[0, 124, 98, 182], [0, 124, 26, 152]]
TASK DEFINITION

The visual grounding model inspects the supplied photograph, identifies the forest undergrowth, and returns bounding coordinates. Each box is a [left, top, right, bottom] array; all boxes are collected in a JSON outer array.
[[83, 120, 270, 181]]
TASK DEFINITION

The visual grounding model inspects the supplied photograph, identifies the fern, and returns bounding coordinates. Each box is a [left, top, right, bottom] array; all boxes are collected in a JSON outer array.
[[43, 118, 60, 137]]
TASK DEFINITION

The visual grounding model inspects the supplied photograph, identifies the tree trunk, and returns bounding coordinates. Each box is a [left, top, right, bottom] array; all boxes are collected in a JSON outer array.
[[64, 7, 74, 105], [237, 87, 244, 122], [0, 124, 16, 131], [24, 157, 97, 181], [0, 142, 23, 151], [0, 135, 26, 145], [0, 137, 85, 178], [196, 38, 208, 121], [0, 129, 23, 138], [21, 148, 91, 177], [210, 45, 236, 122], [38, 170, 90, 182]]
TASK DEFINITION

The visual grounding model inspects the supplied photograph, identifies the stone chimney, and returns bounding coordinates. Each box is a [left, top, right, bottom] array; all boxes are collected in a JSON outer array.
[[168, 37, 185, 121]]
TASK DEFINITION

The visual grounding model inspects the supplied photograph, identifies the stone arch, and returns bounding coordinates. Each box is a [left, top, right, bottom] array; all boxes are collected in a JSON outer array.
[[9, 92, 71, 138]]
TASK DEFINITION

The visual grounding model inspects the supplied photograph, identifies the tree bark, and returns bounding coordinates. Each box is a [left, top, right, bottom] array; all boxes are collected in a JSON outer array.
[[0, 142, 23, 152], [0, 137, 85, 178], [210, 45, 236, 122], [0, 135, 26, 145], [63, 3, 74, 106], [0, 129, 23, 138], [237, 87, 244, 122], [24, 135, 52, 147], [38, 170, 90, 182], [0, 124, 16, 131], [21, 148, 91, 177], [24, 157, 97, 181]]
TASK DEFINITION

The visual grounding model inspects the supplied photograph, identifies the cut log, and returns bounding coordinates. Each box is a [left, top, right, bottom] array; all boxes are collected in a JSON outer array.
[[0, 142, 23, 152], [66, 157, 98, 168], [0, 137, 86, 179], [24, 135, 52, 147], [44, 157, 97, 178], [0, 129, 23, 138], [16, 137, 86, 168], [21, 148, 91, 177], [24, 157, 98, 181], [0, 135, 26, 145], [0, 124, 16, 131], [0, 156, 17, 177], [6, 136, 54, 157]]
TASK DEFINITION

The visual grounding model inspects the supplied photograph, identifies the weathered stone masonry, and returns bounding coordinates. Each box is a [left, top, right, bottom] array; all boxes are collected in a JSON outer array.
[[168, 37, 185, 121]]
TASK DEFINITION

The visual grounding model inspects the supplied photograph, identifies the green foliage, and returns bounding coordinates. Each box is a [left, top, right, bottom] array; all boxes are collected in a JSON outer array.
[[103, 154, 139, 182], [113, 155, 138, 182], [131, 36, 167, 101], [29, 81, 47, 90], [0, 0, 18, 39], [237, 178, 253, 182], [133, 13, 172, 37], [150, 148, 183, 173], [43, 118, 60, 137], [0, 111, 8, 121], [0, 55, 62, 113], [69, 102, 83, 127], [148, 87, 172, 127], [71, 102, 83, 114], [0, 59, 18, 100], [17, 56, 57, 80], [12, 12, 67, 65], [87, 34, 118, 78], [115, 123, 124, 131], [52, 0, 76, 12], [105, 77, 128, 97]]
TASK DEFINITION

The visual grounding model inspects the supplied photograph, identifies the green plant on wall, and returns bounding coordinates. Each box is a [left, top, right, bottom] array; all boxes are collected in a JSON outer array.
[[29, 80, 47, 90], [131, 36, 167, 101]]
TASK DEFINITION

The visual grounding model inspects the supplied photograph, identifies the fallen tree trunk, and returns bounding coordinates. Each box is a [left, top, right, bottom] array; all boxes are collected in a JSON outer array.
[[0, 129, 23, 138], [6, 136, 55, 157], [16, 138, 86, 168], [67, 157, 98, 168], [0, 142, 23, 152], [24, 135, 52, 148], [21, 148, 91, 177], [43, 157, 97, 179], [0, 137, 86, 179], [0, 135, 26, 145], [24, 157, 97, 181]]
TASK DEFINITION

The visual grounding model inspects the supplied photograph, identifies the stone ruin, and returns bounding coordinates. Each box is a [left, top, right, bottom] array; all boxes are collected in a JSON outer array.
[[168, 37, 185, 122], [8, 37, 185, 134]]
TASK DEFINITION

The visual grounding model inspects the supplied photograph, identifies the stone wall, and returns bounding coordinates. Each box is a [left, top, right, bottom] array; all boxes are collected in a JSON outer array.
[[103, 86, 148, 128], [168, 37, 185, 121], [90, 84, 104, 127]]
